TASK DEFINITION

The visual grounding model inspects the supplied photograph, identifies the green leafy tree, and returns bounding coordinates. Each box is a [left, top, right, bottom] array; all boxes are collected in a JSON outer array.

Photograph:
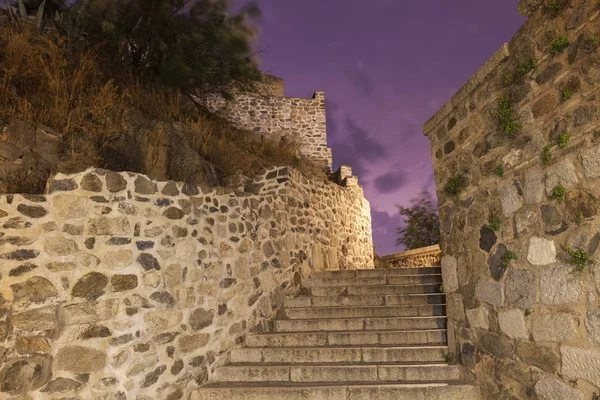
[[77, 0, 263, 101], [396, 190, 441, 250], [3, 0, 264, 105]]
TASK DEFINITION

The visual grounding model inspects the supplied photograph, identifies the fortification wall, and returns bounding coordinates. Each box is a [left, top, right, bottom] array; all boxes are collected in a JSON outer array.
[[0, 167, 373, 398], [424, 1, 600, 398], [204, 90, 332, 172]]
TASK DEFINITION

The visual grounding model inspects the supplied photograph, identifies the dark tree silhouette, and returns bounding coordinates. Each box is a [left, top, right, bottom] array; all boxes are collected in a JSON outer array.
[[396, 190, 440, 250]]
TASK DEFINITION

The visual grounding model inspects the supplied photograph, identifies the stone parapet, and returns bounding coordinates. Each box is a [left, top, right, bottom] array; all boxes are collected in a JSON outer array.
[[377, 245, 441, 269]]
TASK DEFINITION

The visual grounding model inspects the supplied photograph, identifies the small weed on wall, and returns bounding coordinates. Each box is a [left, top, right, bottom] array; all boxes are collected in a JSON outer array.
[[550, 184, 567, 203], [495, 96, 521, 137], [551, 36, 570, 55]]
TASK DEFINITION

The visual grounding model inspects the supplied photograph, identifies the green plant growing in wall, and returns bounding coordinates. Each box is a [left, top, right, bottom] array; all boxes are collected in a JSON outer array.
[[495, 96, 521, 137], [494, 165, 504, 177], [502, 250, 518, 267], [583, 35, 599, 52], [443, 174, 467, 196], [503, 71, 513, 85], [439, 284, 445, 293], [524, 309, 533, 317], [550, 183, 567, 203], [564, 247, 594, 273], [441, 350, 455, 363], [559, 132, 570, 147], [551, 36, 570, 55], [541, 144, 552, 166], [561, 89, 573, 102], [543, 0, 566, 15], [517, 57, 538, 76], [489, 217, 502, 232]]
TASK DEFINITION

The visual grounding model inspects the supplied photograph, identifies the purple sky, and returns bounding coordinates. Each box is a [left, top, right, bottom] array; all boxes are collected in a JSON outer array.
[[242, 0, 525, 255]]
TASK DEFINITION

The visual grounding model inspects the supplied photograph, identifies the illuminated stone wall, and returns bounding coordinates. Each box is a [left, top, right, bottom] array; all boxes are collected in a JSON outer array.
[[0, 167, 372, 398], [424, 1, 600, 398]]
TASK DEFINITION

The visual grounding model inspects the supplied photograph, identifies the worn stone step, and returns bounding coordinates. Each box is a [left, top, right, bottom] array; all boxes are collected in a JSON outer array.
[[284, 305, 445, 319], [228, 346, 447, 364], [311, 283, 443, 296], [191, 383, 481, 400], [275, 316, 447, 332], [247, 330, 447, 347], [212, 364, 460, 383], [285, 294, 446, 308], [304, 274, 442, 288], [311, 267, 442, 280]]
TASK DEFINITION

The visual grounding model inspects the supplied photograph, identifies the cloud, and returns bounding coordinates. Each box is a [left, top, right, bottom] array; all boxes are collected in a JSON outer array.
[[374, 171, 408, 193], [331, 141, 368, 177], [371, 208, 404, 255], [344, 117, 387, 161], [343, 61, 374, 95]]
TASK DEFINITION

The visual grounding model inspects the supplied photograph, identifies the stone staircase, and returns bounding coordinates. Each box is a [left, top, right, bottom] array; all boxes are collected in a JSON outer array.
[[191, 267, 481, 399]]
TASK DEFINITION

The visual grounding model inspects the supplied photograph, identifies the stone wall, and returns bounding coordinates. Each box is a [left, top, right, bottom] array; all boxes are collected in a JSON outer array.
[[0, 167, 373, 398], [424, 1, 600, 398], [204, 91, 332, 171], [377, 245, 441, 269]]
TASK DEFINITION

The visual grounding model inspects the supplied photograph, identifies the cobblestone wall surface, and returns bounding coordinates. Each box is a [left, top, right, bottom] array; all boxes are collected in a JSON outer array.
[[0, 167, 372, 399], [204, 92, 332, 171], [424, 1, 600, 398]]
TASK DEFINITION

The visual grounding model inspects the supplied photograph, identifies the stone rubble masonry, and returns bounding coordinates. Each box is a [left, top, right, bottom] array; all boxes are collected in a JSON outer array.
[[203, 88, 332, 172], [0, 167, 373, 398], [423, 1, 600, 398]]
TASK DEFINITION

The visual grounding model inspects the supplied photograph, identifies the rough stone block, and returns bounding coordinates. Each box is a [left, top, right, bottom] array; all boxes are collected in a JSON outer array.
[[527, 237, 556, 265], [55, 346, 106, 372], [585, 309, 600, 345], [505, 268, 536, 308], [532, 313, 576, 342], [441, 255, 459, 293], [561, 346, 600, 387], [466, 307, 490, 330], [498, 309, 528, 339], [516, 342, 560, 373], [499, 180, 523, 217], [524, 166, 545, 204], [540, 265, 582, 305], [580, 145, 600, 179], [535, 376, 584, 400], [545, 159, 579, 196], [475, 279, 504, 307]]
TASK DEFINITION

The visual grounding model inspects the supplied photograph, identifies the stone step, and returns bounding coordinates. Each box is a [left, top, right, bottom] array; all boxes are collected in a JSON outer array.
[[275, 316, 447, 332], [246, 329, 447, 347], [228, 345, 447, 364], [284, 305, 445, 319], [285, 294, 446, 308], [212, 363, 461, 383], [304, 274, 442, 288], [191, 383, 481, 400], [311, 283, 443, 296], [311, 267, 442, 280]]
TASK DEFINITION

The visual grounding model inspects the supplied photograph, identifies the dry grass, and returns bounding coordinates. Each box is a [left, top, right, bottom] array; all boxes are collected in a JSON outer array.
[[0, 23, 314, 188]]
